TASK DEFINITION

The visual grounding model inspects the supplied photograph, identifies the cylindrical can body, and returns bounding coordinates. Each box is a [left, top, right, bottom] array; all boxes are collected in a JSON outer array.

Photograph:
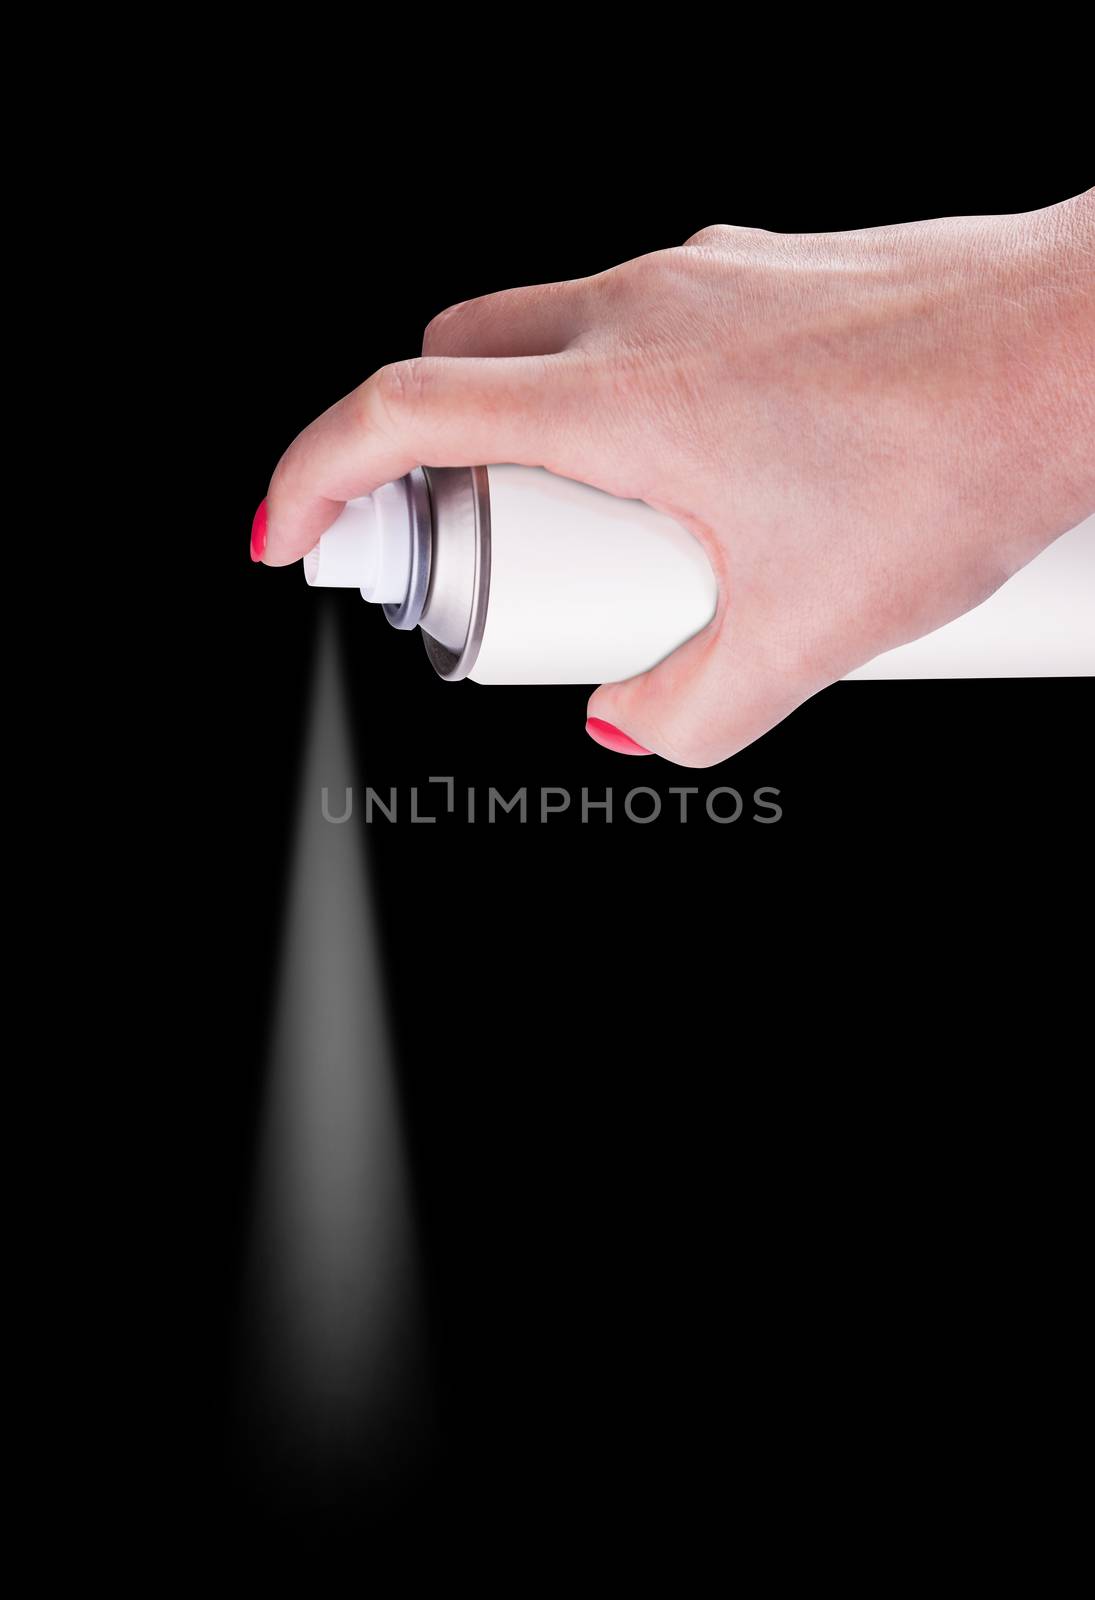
[[304, 463, 1095, 685], [466, 466, 717, 684]]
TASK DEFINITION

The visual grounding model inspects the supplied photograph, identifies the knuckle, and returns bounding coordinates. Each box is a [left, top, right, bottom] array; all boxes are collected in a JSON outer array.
[[421, 301, 467, 354], [371, 357, 432, 422], [683, 222, 765, 252], [623, 248, 673, 284], [599, 250, 666, 300], [602, 245, 715, 304], [684, 223, 734, 247], [542, 279, 592, 343]]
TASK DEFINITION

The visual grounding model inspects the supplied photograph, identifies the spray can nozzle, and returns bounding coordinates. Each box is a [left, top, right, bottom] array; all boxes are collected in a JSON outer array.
[[302, 478, 415, 604]]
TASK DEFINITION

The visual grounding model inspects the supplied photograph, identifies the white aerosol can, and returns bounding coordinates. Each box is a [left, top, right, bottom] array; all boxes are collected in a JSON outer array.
[[304, 464, 1094, 682], [304, 464, 716, 684]]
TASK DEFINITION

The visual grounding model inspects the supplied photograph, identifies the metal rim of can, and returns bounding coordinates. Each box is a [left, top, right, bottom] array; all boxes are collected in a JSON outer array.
[[420, 465, 492, 682]]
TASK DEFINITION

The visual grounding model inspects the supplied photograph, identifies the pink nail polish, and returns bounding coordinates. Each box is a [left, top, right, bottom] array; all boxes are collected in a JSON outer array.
[[585, 717, 651, 756], [250, 500, 268, 563]]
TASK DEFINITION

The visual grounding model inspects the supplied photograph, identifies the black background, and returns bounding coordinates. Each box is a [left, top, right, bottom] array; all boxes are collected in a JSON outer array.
[[114, 66, 1091, 1577]]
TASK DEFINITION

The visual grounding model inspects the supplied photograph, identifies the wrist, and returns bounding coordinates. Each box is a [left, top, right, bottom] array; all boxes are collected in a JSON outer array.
[[994, 192, 1095, 542], [947, 193, 1095, 563]]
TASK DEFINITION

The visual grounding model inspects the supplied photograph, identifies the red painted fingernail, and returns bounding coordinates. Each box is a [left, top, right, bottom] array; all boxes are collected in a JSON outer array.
[[585, 717, 651, 756], [250, 500, 268, 562]]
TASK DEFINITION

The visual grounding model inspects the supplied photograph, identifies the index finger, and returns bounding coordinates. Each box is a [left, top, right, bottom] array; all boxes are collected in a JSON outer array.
[[259, 352, 586, 567]]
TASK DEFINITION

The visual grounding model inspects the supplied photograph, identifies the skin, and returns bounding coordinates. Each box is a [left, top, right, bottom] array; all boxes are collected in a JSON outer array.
[[259, 189, 1094, 767]]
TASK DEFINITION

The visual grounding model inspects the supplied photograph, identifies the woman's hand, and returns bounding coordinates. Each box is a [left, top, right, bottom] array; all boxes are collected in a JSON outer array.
[[255, 190, 1094, 766]]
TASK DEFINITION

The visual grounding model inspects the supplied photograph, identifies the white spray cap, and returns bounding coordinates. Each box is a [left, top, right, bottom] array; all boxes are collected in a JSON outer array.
[[302, 478, 413, 604]]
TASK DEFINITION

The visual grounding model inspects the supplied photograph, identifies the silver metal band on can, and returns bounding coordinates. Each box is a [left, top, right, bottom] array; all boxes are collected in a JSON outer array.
[[416, 465, 492, 682]]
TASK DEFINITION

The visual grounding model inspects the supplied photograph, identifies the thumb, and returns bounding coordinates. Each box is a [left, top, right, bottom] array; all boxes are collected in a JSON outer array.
[[586, 615, 813, 768]]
